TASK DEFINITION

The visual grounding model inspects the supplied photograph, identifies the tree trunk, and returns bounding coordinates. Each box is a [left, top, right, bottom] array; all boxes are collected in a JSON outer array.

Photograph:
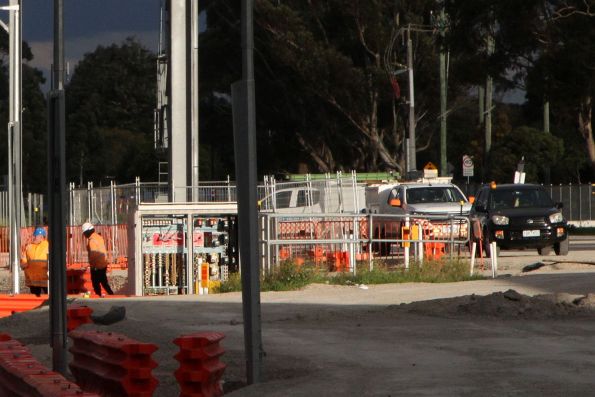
[[578, 96, 595, 173]]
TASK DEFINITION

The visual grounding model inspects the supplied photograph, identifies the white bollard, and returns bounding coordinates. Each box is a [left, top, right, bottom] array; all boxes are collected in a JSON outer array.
[[470, 242, 476, 276]]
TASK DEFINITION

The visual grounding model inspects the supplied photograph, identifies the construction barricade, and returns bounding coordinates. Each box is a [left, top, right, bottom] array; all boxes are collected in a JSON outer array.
[[0, 337, 98, 397], [173, 332, 226, 397], [0, 295, 47, 319], [69, 330, 159, 397], [67, 304, 94, 332]]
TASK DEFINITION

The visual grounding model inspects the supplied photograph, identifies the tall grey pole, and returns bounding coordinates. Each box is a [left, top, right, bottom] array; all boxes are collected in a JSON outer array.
[[543, 100, 550, 133], [439, 8, 448, 177], [7, 0, 22, 294], [48, 0, 68, 375], [168, 0, 189, 202], [232, 0, 263, 384], [190, 0, 200, 200], [484, 30, 494, 172], [407, 26, 416, 172]]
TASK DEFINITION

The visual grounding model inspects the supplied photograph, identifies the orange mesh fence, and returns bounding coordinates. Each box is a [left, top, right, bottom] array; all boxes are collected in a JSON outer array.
[[0, 225, 128, 270]]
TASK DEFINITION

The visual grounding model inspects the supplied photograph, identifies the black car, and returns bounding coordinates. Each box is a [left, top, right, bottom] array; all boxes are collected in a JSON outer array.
[[469, 183, 568, 256]]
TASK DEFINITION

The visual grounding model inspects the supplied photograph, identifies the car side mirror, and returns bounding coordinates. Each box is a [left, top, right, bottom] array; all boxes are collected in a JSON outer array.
[[475, 204, 486, 212], [555, 202, 564, 209], [389, 198, 401, 207], [468, 196, 475, 204]]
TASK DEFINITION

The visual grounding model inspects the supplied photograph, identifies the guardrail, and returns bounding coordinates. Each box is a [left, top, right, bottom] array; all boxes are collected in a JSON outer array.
[[260, 213, 471, 274]]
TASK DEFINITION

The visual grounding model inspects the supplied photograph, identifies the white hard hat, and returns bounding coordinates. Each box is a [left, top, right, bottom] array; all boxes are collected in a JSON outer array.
[[82, 222, 94, 233]]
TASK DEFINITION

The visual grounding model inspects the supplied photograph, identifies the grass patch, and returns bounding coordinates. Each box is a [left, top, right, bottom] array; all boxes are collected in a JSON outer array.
[[330, 260, 482, 286], [214, 259, 483, 293]]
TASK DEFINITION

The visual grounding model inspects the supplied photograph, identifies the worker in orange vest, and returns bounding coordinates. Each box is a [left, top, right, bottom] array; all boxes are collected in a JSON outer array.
[[20, 227, 49, 297], [82, 222, 114, 296]]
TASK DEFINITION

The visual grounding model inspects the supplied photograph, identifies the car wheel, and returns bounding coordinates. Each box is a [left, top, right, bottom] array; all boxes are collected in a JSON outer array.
[[537, 245, 552, 256], [555, 238, 569, 256]]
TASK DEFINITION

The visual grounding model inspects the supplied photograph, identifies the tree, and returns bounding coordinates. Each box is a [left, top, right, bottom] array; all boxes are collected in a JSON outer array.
[[65, 38, 158, 185], [0, 31, 47, 193], [201, 0, 466, 175]]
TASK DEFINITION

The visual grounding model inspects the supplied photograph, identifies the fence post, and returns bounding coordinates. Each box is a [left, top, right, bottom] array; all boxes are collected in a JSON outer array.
[[135, 177, 141, 205], [368, 214, 373, 271], [569, 182, 572, 222], [227, 175, 232, 202], [579, 184, 582, 222], [87, 181, 93, 222], [26, 192, 31, 227]]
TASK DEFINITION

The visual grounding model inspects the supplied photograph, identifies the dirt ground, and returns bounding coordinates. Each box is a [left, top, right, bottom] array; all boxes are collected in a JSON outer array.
[[2, 247, 595, 396]]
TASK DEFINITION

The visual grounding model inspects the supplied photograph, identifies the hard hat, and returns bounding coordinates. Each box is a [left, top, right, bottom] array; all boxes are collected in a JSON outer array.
[[82, 222, 94, 233], [33, 227, 46, 238]]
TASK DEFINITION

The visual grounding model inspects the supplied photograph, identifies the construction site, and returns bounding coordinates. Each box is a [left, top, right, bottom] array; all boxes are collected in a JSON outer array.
[[1, 1, 595, 396]]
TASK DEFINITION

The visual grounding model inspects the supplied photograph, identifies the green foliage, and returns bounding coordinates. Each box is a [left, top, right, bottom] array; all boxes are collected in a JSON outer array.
[[330, 260, 482, 285], [214, 259, 482, 293], [65, 38, 159, 185], [261, 261, 325, 291], [488, 126, 564, 182]]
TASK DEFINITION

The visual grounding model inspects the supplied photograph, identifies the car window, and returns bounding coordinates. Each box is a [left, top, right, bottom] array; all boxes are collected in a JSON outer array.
[[406, 187, 465, 204], [489, 188, 554, 210], [387, 187, 402, 204], [275, 191, 292, 209], [296, 189, 321, 207], [475, 188, 488, 209]]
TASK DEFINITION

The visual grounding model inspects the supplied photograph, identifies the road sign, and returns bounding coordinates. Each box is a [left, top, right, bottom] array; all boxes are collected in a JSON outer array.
[[462, 155, 474, 177]]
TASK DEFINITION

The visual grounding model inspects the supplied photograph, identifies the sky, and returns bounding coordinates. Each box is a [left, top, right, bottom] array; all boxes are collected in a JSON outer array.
[[21, 0, 162, 88]]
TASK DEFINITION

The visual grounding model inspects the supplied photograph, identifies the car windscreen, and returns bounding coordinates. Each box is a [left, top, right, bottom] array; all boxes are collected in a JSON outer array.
[[406, 187, 466, 204], [489, 188, 554, 210]]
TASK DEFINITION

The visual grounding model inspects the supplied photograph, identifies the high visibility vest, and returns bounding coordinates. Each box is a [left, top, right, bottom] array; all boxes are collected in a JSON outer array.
[[21, 240, 49, 287], [87, 232, 108, 269]]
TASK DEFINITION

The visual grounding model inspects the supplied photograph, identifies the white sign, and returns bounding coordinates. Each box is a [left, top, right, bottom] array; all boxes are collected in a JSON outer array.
[[462, 155, 474, 177]]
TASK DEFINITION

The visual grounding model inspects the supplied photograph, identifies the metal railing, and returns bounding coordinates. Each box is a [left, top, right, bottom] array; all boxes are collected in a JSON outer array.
[[259, 213, 471, 274]]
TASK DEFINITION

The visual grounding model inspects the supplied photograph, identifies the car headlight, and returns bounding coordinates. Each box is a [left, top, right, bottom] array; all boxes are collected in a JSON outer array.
[[491, 215, 509, 225], [549, 212, 564, 223]]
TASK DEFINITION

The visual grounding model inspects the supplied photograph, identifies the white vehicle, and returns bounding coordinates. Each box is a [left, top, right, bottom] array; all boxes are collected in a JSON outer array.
[[259, 182, 366, 214], [365, 180, 471, 216], [365, 178, 472, 252]]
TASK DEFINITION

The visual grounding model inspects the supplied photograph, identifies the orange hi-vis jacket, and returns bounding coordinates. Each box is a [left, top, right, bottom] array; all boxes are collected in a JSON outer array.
[[87, 232, 108, 270], [20, 240, 49, 288]]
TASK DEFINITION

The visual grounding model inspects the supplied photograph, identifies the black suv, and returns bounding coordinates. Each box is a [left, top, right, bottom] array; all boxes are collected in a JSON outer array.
[[470, 183, 568, 256]]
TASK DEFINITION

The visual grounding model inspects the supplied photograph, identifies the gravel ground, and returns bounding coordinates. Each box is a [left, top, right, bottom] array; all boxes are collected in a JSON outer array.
[[2, 245, 595, 396]]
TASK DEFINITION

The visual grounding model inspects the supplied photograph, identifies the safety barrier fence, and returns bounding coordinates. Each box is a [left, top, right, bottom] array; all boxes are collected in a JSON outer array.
[[174, 332, 226, 397], [260, 213, 471, 274], [69, 330, 159, 397], [0, 295, 47, 318], [0, 224, 128, 270], [0, 336, 99, 397]]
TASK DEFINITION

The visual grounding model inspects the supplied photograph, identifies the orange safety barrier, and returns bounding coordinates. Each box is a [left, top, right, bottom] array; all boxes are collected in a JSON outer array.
[[1, 224, 129, 270], [67, 305, 94, 332], [174, 332, 226, 397], [0, 338, 98, 397], [69, 330, 159, 396], [0, 295, 47, 319]]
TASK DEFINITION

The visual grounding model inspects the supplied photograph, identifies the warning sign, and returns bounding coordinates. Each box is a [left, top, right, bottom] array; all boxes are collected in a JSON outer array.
[[424, 162, 438, 170], [462, 155, 474, 177]]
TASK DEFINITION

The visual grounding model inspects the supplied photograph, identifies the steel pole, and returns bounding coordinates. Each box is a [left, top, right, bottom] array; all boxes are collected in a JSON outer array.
[[407, 26, 416, 172], [8, 0, 22, 294], [439, 9, 447, 177], [48, 0, 68, 375], [232, 0, 263, 384]]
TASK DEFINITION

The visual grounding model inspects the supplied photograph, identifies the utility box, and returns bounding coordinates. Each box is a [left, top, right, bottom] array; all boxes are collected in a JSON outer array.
[[127, 202, 238, 296]]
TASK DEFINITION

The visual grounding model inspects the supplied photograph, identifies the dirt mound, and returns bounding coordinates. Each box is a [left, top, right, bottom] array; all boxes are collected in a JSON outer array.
[[401, 289, 595, 319]]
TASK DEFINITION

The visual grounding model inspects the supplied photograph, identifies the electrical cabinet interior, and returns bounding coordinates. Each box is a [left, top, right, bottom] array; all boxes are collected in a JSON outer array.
[[129, 203, 238, 296]]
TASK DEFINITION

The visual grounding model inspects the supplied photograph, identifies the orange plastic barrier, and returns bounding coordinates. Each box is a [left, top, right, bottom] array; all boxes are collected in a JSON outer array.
[[0, 295, 46, 319], [0, 338, 99, 397]]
